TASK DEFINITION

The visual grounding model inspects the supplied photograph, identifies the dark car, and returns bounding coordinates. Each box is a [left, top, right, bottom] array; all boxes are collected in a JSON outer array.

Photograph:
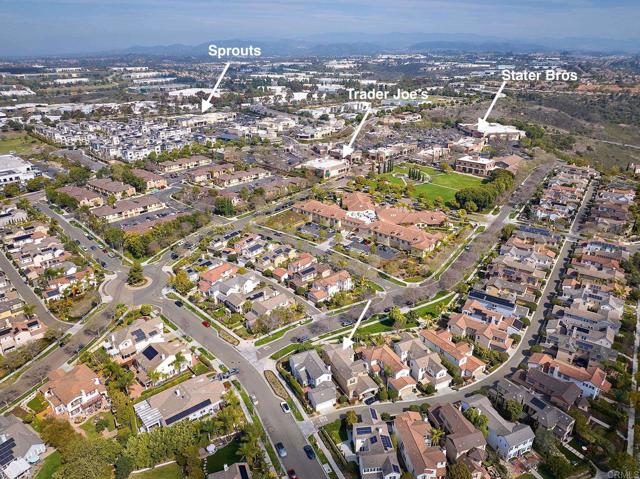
[[276, 442, 287, 457], [227, 368, 239, 376], [287, 470, 298, 479], [175, 300, 183, 307], [364, 396, 376, 406], [303, 445, 316, 460]]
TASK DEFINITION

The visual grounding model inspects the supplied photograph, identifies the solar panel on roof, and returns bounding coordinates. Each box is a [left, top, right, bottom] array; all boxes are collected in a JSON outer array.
[[381, 435, 392, 450], [0, 437, 16, 466], [370, 436, 377, 444], [131, 329, 146, 343], [370, 408, 378, 420], [356, 427, 372, 435], [239, 465, 249, 479], [392, 464, 400, 473], [530, 397, 547, 410], [142, 346, 158, 361], [166, 399, 212, 425]]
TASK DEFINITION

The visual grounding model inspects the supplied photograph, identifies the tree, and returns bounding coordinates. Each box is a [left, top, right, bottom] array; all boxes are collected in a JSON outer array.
[[3, 183, 20, 198], [448, 461, 472, 479], [500, 223, 516, 241], [107, 195, 117, 207], [171, 351, 188, 373], [22, 304, 36, 318], [463, 407, 488, 436], [545, 454, 571, 479], [127, 261, 144, 286], [503, 399, 523, 421], [173, 270, 194, 295], [345, 410, 358, 427], [389, 306, 406, 331], [431, 428, 444, 446]]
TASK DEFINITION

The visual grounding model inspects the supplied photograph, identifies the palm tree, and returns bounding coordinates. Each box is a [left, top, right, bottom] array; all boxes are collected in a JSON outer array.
[[22, 304, 36, 318], [171, 351, 187, 373], [147, 370, 162, 386], [431, 428, 444, 446]]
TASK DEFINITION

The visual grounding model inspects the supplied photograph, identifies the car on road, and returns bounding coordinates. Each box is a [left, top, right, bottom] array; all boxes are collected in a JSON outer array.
[[280, 401, 291, 413], [276, 442, 287, 457], [227, 367, 239, 375], [287, 470, 298, 479], [175, 300, 183, 307], [303, 445, 316, 460], [250, 395, 259, 405], [107, 252, 115, 258], [294, 335, 309, 343], [341, 320, 353, 327], [202, 321, 210, 328]]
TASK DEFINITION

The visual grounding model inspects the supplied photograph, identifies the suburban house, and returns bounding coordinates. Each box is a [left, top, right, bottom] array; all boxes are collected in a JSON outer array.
[[428, 403, 486, 463], [40, 364, 109, 418], [134, 376, 226, 432], [419, 329, 485, 379], [322, 344, 378, 400], [0, 415, 46, 479], [527, 353, 611, 398], [103, 317, 165, 361], [134, 341, 193, 386], [461, 395, 535, 461], [393, 411, 447, 479], [352, 408, 402, 479], [491, 379, 574, 443], [289, 350, 332, 388]]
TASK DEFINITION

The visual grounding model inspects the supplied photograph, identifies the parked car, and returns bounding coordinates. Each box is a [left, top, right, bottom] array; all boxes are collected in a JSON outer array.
[[303, 445, 316, 460], [250, 395, 259, 406], [227, 367, 239, 376], [280, 401, 291, 414], [276, 442, 287, 457], [175, 300, 183, 307], [287, 470, 298, 479], [202, 321, 211, 328]]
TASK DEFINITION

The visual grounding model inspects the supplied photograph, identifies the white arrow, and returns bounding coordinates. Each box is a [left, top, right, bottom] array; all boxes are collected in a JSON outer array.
[[342, 299, 372, 349], [342, 107, 372, 158], [482, 80, 507, 121], [201, 62, 231, 113]]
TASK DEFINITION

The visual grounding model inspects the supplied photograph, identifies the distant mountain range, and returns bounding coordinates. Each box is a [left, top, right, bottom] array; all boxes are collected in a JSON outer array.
[[8, 32, 640, 59]]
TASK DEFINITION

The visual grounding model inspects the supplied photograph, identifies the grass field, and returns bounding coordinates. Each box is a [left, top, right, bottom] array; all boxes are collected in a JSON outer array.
[[378, 163, 484, 204], [130, 462, 182, 479], [205, 439, 242, 473], [0, 132, 52, 156], [35, 452, 62, 479]]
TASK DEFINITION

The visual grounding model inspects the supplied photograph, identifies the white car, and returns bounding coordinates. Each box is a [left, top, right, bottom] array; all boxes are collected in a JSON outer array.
[[280, 401, 291, 413]]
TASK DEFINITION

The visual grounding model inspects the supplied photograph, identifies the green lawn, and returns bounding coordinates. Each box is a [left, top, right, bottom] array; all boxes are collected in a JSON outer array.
[[130, 462, 182, 479], [0, 133, 51, 156], [323, 419, 349, 444], [205, 439, 242, 473], [80, 412, 115, 439], [413, 293, 455, 317], [379, 163, 484, 204], [35, 452, 62, 479], [27, 394, 48, 414]]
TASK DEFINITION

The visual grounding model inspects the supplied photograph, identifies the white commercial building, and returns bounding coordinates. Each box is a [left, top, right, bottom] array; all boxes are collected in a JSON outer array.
[[0, 155, 37, 184]]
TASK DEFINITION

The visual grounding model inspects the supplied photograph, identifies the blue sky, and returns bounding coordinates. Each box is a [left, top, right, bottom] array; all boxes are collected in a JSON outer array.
[[1, 0, 638, 56]]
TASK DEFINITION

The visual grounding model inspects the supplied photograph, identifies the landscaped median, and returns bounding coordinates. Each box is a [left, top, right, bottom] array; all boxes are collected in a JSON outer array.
[[167, 292, 240, 346], [254, 317, 312, 346], [263, 370, 304, 421]]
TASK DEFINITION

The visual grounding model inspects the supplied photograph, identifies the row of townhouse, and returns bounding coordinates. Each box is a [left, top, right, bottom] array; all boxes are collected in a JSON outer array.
[[185, 163, 234, 184], [155, 155, 211, 174], [192, 257, 296, 332], [215, 233, 355, 305], [585, 182, 636, 236], [35, 119, 200, 161], [292, 192, 448, 257], [546, 239, 629, 366], [91, 195, 166, 223], [0, 272, 47, 356], [213, 167, 271, 188], [533, 164, 598, 227], [1, 222, 97, 303]]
